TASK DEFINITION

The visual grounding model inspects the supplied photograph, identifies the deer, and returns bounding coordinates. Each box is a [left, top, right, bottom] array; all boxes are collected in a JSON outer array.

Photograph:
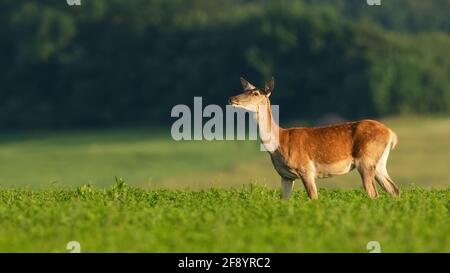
[[229, 77, 400, 200]]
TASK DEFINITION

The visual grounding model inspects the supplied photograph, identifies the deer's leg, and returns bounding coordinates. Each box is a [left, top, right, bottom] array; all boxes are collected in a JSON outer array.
[[374, 143, 400, 197], [357, 163, 379, 198], [375, 173, 400, 197], [281, 177, 295, 199], [300, 173, 318, 200]]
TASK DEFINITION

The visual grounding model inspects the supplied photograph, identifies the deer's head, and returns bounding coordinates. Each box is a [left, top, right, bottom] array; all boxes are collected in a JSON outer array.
[[229, 77, 274, 112]]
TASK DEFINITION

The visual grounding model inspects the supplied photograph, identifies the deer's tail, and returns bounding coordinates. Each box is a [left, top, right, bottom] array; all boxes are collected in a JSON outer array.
[[389, 129, 398, 150]]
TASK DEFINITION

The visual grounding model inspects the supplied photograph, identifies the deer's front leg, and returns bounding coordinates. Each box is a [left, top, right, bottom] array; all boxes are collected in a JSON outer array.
[[281, 177, 295, 199]]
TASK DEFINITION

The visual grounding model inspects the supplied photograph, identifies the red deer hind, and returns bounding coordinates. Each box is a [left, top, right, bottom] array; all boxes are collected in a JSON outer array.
[[229, 77, 400, 199]]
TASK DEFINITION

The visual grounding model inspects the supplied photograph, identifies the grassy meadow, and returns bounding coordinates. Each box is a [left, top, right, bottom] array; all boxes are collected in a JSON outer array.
[[0, 116, 449, 252], [0, 184, 448, 252], [0, 116, 449, 189]]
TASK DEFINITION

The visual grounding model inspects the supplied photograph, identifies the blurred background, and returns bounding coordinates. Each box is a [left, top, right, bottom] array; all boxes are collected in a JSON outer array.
[[0, 0, 449, 189]]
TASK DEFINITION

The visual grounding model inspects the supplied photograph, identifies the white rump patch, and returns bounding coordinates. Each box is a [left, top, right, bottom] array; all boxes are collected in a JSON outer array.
[[376, 133, 392, 176]]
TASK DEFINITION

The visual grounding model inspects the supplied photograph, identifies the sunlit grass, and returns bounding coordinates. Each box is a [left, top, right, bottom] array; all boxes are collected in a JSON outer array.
[[0, 184, 448, 252]]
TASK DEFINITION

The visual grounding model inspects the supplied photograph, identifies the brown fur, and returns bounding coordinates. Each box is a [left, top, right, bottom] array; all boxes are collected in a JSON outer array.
[[278, 120, 390, 166], [274, 120, 397, 199]]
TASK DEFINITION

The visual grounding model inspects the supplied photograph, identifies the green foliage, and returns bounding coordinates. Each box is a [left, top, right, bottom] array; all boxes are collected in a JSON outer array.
[[306, 0, 450, 33], [0, 185, 448, 252], [0, 0, 449, 128], [113, 176, 127, 192], [111, 176, 129, 200], [76, 184, 92, 199]]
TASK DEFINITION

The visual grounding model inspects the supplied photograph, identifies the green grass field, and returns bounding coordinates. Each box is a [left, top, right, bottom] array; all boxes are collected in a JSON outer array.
[[0, 116, 449, 252], [0, 183, 448, 252], [0, 116, 449, 189]]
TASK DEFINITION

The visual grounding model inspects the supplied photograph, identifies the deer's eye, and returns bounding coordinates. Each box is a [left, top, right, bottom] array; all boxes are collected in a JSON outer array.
[[252, 92, 258, 96]]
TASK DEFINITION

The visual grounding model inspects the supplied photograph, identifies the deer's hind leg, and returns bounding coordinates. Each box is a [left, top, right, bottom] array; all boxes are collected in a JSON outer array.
[[300, 172, 318, 200], [375, 173, 400, 197], [375, 140, 400, 197], [355, 137, 392, 198], [356, 162, 379, 199]]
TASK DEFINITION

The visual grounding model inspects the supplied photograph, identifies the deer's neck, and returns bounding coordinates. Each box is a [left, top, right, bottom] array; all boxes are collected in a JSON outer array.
[[254, 102, 280, 153]]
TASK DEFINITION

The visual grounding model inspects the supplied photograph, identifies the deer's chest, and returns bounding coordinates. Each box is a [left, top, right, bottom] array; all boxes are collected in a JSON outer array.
[[269, 152, 299, 180]]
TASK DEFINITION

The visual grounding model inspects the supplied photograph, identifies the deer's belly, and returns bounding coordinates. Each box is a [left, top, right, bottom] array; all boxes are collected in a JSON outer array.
[[314, 159, 355, 178]]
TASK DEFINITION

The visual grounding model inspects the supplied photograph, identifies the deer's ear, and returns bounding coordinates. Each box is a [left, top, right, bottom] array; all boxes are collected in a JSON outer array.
[[240, 77, 256, 91], [265, 77, 274, 97]]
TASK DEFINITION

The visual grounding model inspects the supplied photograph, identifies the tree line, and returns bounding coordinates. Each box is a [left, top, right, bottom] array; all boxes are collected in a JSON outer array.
[[0, 0, 449, 129]]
